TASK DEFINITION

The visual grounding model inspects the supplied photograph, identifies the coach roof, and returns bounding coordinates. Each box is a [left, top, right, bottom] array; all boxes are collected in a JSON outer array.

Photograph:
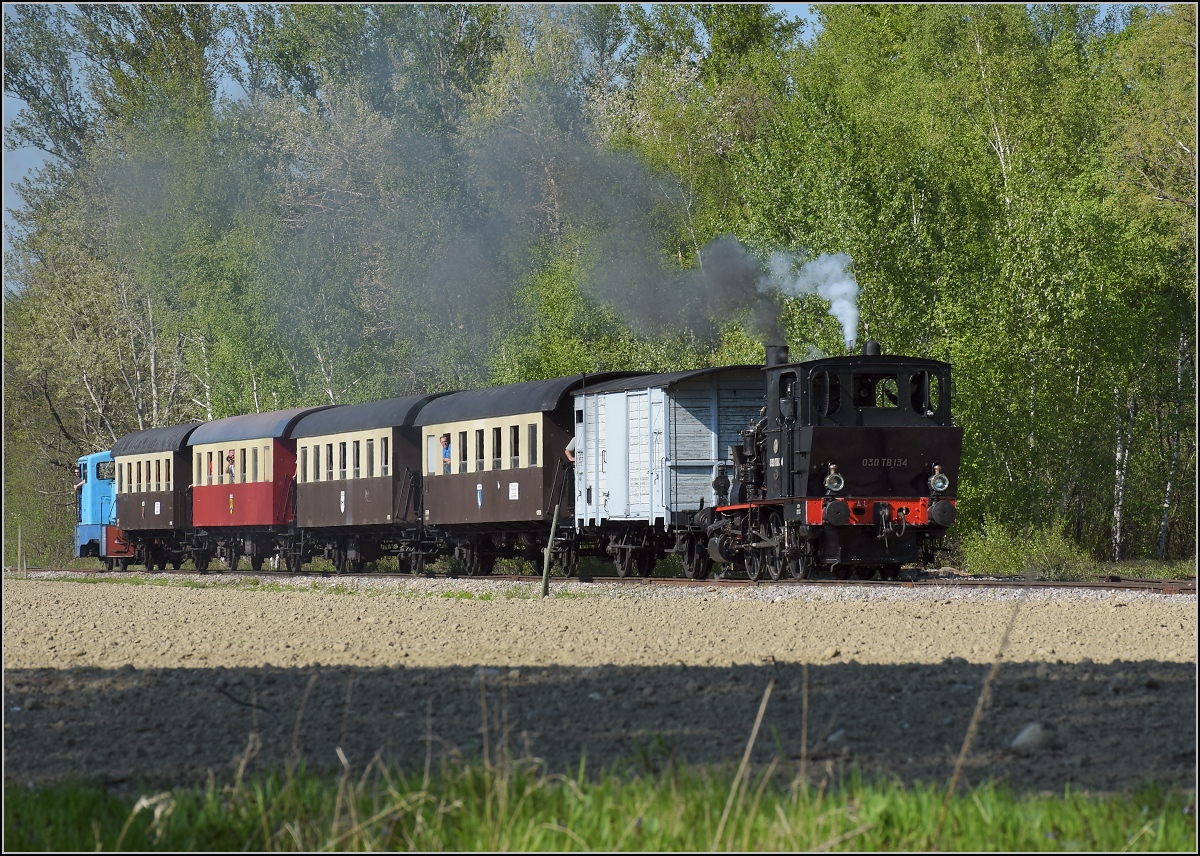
[[289, 393, 452, 438], [575, 366, 761, 396], [188, 407, 334, 446], [415, 373, 641, 425], [111, 423, 204, 456]]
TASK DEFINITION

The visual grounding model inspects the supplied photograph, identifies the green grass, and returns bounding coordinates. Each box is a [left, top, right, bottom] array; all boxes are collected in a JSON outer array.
[[4, 760, 1194, 852]]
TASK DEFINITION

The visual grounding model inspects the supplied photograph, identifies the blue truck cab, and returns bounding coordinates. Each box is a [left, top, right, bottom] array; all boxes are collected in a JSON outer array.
[[74, 450, 134, 569]]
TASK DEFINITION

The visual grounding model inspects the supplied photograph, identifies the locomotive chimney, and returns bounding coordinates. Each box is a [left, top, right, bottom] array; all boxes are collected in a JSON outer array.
[[765, 345, 789, 367], [863, 340, 881, 356]]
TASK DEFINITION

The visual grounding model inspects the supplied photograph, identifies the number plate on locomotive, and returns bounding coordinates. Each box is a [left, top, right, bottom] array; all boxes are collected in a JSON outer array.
[[862, 458, 907, 467]]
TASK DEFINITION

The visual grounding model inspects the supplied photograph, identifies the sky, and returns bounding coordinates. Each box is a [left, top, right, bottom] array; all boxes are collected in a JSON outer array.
[[1, 4, 816, 253]]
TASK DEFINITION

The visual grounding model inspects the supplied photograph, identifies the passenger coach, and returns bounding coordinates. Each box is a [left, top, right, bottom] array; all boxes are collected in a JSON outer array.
[[415, 374, 632, 575], [290, 393, 449, 573], [111, 422, 202, 569], [188, 406, 331, 571]]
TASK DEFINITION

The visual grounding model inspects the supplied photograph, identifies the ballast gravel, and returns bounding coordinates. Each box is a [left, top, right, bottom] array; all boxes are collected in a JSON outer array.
[[3, 571, 1195, 796]]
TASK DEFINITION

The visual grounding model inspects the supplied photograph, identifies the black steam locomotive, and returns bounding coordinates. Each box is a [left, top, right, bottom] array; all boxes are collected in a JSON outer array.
[[690, 341, 962, 581]]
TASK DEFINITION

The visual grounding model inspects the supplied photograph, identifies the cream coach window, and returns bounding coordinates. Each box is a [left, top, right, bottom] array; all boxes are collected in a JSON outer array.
[[366, 439, 374, 478], [300, 447, 308, 483], [381, 437, 389, 477]]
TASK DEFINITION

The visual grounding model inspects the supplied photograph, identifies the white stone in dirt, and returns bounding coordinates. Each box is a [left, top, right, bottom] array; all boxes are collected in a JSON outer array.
[[1011, 722, 1047, 753]]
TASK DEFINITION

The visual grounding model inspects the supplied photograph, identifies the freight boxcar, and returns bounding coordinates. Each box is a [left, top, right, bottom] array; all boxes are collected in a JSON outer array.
[[572, 366, 765, 576]]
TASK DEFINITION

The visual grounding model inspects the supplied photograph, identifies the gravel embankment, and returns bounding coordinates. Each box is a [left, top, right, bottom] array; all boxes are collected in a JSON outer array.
[[4, 572, 1195, 795]]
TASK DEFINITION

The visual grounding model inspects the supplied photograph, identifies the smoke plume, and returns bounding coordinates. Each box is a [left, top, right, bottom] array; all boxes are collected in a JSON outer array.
[[761, 251, 859, 348]]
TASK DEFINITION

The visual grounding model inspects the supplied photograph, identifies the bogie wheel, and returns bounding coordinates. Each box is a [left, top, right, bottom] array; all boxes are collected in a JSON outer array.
[[117, 557, 130, 572], [613, 548, 634, 578], [682, 538, 711, 581], [194, 553, 210, 574], [636, 552, 655, 578], [284, 552, 302, 574], [250, 555, 265, 573], [104, 558, 115, 572], [854, 566, 877, 580], [831, 564, 852, 580], [558, 548, 578, 578], [880, 564, 902, 581], [171, 557, 182, 570]]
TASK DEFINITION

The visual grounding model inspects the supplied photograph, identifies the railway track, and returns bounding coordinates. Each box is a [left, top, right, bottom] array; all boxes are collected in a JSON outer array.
[[8, 566, 1195, 595]]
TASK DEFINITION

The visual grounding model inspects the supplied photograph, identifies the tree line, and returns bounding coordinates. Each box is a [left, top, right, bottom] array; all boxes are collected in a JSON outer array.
[[4, 4, 1194, 566]]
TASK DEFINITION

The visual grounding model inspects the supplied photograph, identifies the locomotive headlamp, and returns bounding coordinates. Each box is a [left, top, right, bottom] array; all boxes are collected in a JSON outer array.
[[928, 464, 950, 494], [824, 464, 845, 493]]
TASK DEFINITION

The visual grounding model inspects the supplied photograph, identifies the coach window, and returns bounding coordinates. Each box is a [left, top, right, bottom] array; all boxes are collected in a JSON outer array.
[[336, 442, 345, 479], [366, 439, 374, 478], [252, 447, 259, 482], [510, 425, 520, 468], [137, 460, 143, 492], [155, 459, 162, 492], [326, 443, 334, 481], [311, 445, 320, 482], [263, 446, 271, 482], [427, 435, 437, 475], [352, 441, 361, 479], [117, 463, 123, 494], [475, 429, 485, 472], [300, 447, 308, 483], [238, 448, 246, 483], [528, 424, 538, 467], [456, 431, 465, 472], [492, 427, 502, 470], [381, 437, 389, 477], [164, 459, 171, 491]]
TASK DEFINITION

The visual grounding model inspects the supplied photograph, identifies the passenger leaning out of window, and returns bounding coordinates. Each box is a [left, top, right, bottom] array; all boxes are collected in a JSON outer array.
[[440, 434, 452, 474]]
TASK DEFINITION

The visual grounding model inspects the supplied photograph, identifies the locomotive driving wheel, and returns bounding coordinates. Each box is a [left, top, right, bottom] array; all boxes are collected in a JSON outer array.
[[764, 514, 785, 581], [788, 552, 811, 580], [682, 537, 711, 580], [744, 548, 765, 582]]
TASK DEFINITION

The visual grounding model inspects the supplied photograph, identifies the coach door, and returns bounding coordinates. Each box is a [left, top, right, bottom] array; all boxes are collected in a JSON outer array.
[[626, 391, 650, 519], [650, 396, 665, 523]]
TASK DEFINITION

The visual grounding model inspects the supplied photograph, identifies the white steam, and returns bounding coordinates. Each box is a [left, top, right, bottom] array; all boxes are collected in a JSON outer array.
[[762, 251, 860, 349]]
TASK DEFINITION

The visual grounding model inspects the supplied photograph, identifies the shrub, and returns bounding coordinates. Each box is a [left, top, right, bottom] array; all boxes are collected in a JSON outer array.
[[960, 516, 1097, 580]]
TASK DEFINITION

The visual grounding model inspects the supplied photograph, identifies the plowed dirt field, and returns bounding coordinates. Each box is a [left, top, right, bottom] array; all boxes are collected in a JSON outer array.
[[3, 574, 1195, 795]]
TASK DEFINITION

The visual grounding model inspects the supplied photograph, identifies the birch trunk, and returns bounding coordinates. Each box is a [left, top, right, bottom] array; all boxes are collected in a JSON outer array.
[[1156, 329, 1189, 559], [1111, 388, 1137, 562]]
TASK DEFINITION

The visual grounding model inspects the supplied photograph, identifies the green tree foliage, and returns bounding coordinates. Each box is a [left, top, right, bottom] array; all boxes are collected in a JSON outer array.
[[3, 3, 1194, 564]]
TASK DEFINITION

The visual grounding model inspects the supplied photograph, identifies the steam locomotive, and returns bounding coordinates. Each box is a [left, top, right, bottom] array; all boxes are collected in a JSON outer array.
[[74, 341, 961, 580]]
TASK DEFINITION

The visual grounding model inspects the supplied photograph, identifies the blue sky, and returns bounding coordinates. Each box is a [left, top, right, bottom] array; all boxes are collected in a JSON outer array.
[[2, 4, 815, 251]]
